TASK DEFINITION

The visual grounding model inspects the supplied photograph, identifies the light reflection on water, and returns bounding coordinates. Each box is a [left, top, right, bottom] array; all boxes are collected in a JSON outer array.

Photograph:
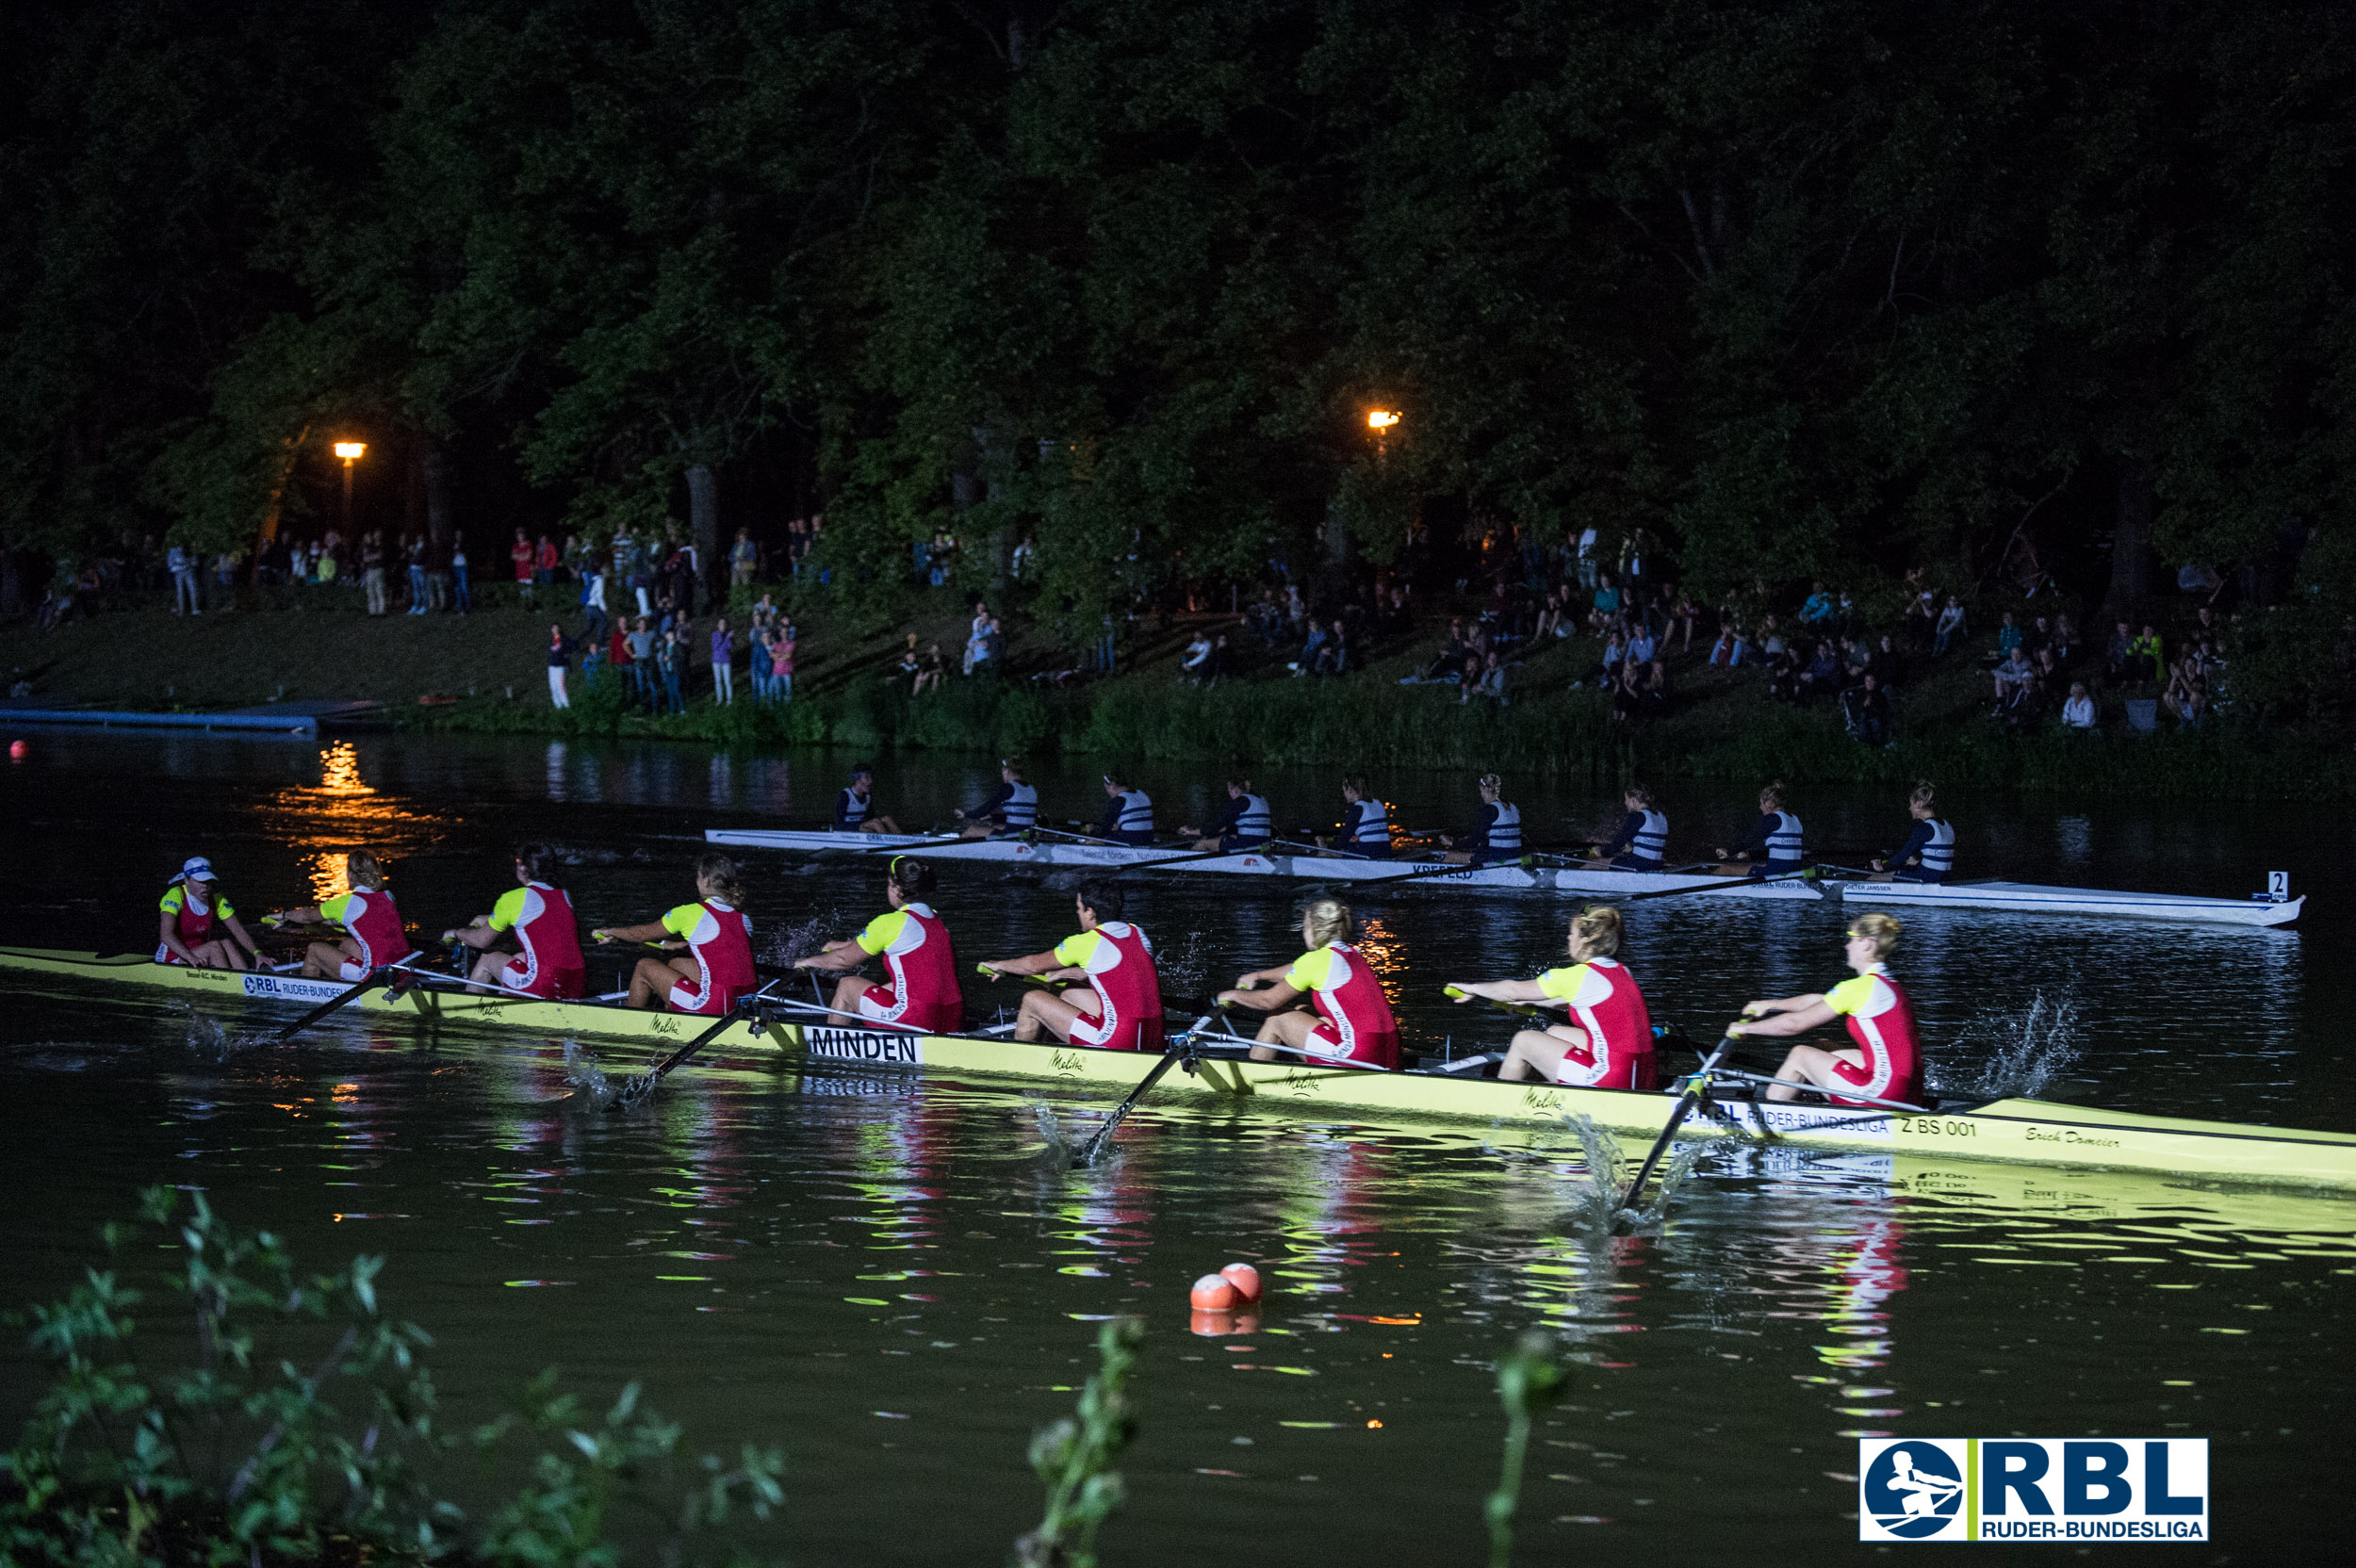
[[1, 729, 2352, 1561]]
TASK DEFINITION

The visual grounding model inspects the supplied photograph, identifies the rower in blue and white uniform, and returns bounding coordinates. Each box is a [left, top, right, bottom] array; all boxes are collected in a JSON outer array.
[[956, 759, 1039, 839], [1333, 776, 1391, 859], [1184, 775, 1274, 853], [1873, 782, 1955, 884], [1717, 780, 1805, 879], [835, 763, 903, 836], [1444, 773, 1523, 865], [1589, 785, 1668, 871], [1098, 773, 1156, 846]]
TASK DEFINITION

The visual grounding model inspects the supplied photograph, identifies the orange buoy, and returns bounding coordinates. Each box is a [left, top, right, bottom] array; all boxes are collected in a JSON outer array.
[[1189, 1272, 1240, 1311], [1219, 1262, 1262, 1302]]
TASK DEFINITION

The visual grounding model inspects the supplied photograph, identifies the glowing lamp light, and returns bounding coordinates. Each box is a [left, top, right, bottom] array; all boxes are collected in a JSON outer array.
[[1366, 411, 1399, 431], [333, 441, 367, 462]]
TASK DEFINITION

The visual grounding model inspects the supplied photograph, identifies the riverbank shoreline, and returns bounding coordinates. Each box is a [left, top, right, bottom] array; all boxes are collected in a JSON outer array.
[[7, 596, 2350, 799]]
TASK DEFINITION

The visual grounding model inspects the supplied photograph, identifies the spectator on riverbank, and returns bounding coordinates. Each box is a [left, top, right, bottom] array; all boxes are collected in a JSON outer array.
[[1992, 645, 2035, 702], [655, 625, 684, 714], [580, 558, 609, 645], [1181, 630, 1214, 683], [1934, 596, 1967, 655], [913, 642, 947, 695], [2130, 624, 2164, 685], [1799, 580, 1835, 628], [607, 616, 632, 689], [534, 533, 560, 591], [1463, 649, 1509, 706], [1843, 671, 1890, 744], [730, 528, 759, 589], [711, 618, 735, 705], [167, 543, 200, 615], [1996, 611, 2022, 656], [361, 532, 388, 616], [405, 534, 429, 614], [511, 529, 534, 606], [773, 622, 795, 701], [450, 534, 470, 613], [626, 616, 655, 707], [547, 625, 573, 709], [749, 627, 774, 701], [2062, 681, 2098, 730]]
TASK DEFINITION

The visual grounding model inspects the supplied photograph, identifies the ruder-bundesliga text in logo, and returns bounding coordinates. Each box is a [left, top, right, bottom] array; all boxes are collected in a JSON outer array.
[[1858, 1438, 2208, 1543]]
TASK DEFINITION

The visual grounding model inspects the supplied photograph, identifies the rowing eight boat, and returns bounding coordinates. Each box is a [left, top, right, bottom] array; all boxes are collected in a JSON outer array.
[[8, 947, 2350, 1193], [702, 828, 1822, 900]]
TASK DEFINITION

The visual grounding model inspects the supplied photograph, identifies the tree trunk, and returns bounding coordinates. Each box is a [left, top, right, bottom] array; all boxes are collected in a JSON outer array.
[[687, 462, 720, 605], [2104, 456, 2154, 622], [422, 437, 455, 558]]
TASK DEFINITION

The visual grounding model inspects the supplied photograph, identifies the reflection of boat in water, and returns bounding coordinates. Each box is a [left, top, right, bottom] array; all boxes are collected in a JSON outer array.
[[702, 826, 1821, 900], [12, 948, 2356, 1196]]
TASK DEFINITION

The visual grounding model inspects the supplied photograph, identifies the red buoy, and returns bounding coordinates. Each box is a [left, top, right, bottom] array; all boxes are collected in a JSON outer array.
[[1189, 1272, 1240, 1311], [1219, 1262, 1262, 1302]]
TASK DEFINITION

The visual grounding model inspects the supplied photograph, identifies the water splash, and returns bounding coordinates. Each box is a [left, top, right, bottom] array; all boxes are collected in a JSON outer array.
[[1945, 987, 2083, 1098], [1029, 1096, 1076, 1172], [1151, 928, 1218, 1000], [1556, 1113, 1709, 1237], [564, 1040, 617, 1104], [173, 1001, 247, 1062], [761, 912, 832, 969]]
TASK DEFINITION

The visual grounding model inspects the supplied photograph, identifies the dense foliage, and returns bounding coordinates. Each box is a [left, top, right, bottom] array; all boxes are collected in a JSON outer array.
[[5, 1, 2353, 638]]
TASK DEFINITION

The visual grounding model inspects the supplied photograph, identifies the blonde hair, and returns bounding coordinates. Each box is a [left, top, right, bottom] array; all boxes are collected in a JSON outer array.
[[1478, 773, 1503, 794], [1849, 911, 1903, 959], [1302, 898, 1354, 949], [1909, 780, 1938, 810], [695, 852, 745, 906], [1759, 779, 1786, 809], [346, 851, 385, 891], [1568, 904, 1623, 960]]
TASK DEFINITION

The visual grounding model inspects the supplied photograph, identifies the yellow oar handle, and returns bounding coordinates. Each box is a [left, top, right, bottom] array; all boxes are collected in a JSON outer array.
[[976, 962, 1068, 989]]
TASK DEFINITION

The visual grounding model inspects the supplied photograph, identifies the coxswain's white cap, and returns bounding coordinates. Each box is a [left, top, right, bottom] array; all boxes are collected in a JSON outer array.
[[179, 856, 217, 882]]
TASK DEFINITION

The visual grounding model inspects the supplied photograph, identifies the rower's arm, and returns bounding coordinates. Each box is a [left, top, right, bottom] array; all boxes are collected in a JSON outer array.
[[1730, 999, 1837, 1038], [977, 950, 1061, 979], [445, 918, 499, 951], [797, 937, 870, 973], [591, 920, 673, 946], [1228, 963, 1292, 990], [1219, 978, 1303, 1012], [1448, 979, 1552, 1004], [221, 913, 263, 957], [1719, 815, 1770, 859]]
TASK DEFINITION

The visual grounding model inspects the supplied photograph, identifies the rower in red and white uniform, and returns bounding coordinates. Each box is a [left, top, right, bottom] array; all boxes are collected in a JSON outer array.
[[594, 853, 756, 1014], [1217, 898, 1400, 1069], [443, 842, 586, 998], [798, 857, 964, 1031], [979, 880, 1163, 1051], [1448, 904, 1657, 1088], [1726, 911, 1924, 1108], [276, 851, 414, 980], [155, 857, 263, 972]]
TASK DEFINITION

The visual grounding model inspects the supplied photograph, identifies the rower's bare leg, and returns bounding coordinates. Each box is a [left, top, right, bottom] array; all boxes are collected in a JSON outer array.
[[1191, 838, 1221, 853], [960, 824, 992, 840], [1013, 988, 1086, 1044], [303, 939, 356, 979], [1247, 1009, 1321, 1062], [467, 950, 519, 994], [1763, 1043, 1860, 1101], [826, 973, 874, 1029], [625, 956, 697, 1009], [1499, 1024, 1589, 1082], [188, 938, 230, 970]]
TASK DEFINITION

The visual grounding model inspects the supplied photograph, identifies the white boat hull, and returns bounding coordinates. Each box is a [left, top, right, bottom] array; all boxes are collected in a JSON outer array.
[[704, 828, 1820, 899], [1829, 878, 2302, 927]]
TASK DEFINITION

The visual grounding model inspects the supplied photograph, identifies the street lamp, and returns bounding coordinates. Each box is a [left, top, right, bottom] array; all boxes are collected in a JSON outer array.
[[334, 441, 367, 531], [1366, 410, 1399, 431]]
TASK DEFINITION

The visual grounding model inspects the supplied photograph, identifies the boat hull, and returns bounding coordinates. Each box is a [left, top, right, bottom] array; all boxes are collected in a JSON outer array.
[[7, 948, 2351, 1193], [1830, 879, 2302, 927], [702, 829, 1819, 900]]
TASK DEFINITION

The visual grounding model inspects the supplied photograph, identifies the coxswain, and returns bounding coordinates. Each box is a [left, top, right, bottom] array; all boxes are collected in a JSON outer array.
[[441, 841, 586, 998], [835, 764, 903, 836], [796, 857, 964, 1031], [1097, 774, 1155, 846], [1726, 912, 1923, 1109], [1331, 775, 1391, 858], [955, 759, 1039, 839], [978, 879, 1164, 1050], [1717, 780, 1806, 878], [1587, 785, 1667, 871], [1447, 905, 1657, 1087], [1181, 775, 1273, 853], [1216, 898, 1400, 1069], [155, 857, 263, 972], [275, 852, 414, 981], [592, 853, 757, 1013], [1873, 782, 1955, 883], [1441, 774, 1523, 865]]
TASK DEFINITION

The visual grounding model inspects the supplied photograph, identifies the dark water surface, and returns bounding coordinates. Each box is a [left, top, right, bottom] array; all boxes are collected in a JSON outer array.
[[2, 730, 2350, 1563]]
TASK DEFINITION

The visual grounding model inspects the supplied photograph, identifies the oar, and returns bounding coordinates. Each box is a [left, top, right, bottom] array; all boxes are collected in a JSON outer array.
[[1613, 1032, 1738, 1227], [271, 952, 432, 1043], [1119, 843, 1277, 873], [608, 979, 780, 1108], [1612, 867, 1819, 904], [1071, 1017, 1212, 1166]]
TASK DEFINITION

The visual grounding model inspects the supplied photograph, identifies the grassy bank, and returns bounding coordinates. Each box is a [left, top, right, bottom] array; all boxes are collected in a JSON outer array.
[[7, 590, 2352, 799]]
